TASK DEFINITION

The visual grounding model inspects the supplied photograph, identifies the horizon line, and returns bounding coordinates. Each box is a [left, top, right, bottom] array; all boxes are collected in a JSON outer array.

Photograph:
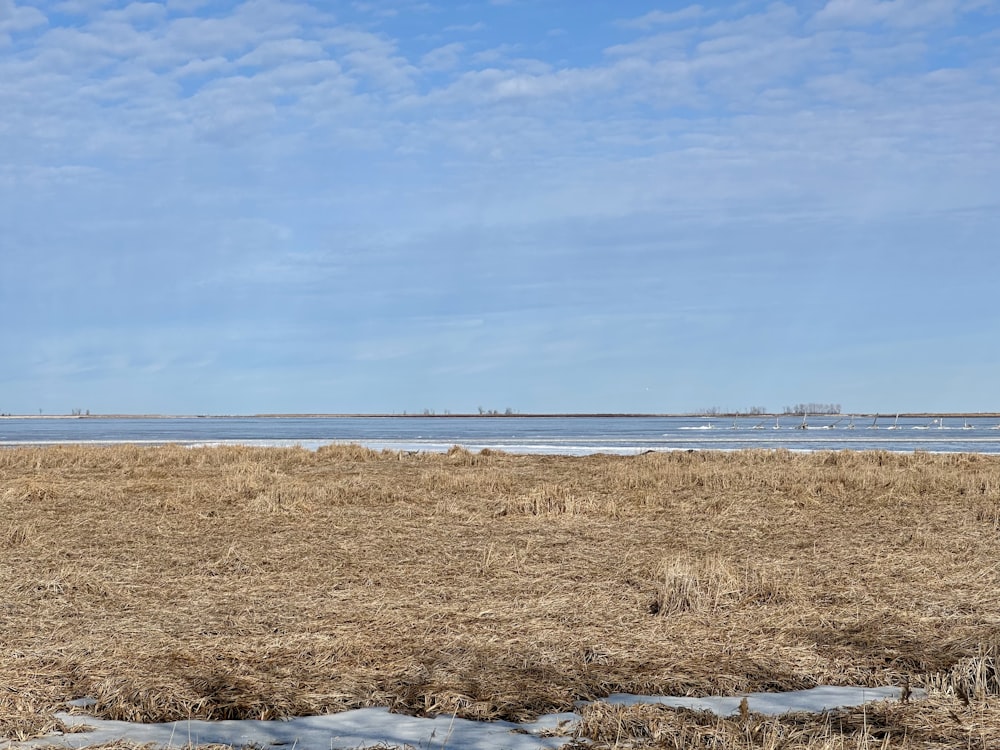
[[4, 411, 1000, 419]]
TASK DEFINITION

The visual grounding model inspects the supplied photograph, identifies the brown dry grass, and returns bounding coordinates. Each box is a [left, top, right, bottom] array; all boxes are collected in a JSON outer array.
[[3, 445, 1000, 748]]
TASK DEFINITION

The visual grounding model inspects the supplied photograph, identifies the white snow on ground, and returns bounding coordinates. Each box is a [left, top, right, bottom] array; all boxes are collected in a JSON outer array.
[[601, 685, 921, 716], [4, 687, 918, 750], [8, 708, 578, 750]]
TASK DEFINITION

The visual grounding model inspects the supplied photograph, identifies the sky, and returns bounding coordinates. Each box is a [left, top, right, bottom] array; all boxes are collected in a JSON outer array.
[[2, 0, 999, 416]]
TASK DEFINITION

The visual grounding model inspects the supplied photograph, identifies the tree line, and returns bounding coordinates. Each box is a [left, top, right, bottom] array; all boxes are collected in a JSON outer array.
[[698, 406, 768, 416], [697, 404, 842, 416], [783, 403, 841, 415]]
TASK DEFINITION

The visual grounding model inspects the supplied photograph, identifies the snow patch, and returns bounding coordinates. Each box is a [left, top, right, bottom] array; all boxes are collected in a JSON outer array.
[[600, 685, 921, 716], [8, 686, 919, 750]]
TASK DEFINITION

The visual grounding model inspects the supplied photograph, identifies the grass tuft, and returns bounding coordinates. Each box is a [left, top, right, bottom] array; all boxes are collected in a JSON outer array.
[[925, 643, 1000, 703], [651, 556, 788, 616]]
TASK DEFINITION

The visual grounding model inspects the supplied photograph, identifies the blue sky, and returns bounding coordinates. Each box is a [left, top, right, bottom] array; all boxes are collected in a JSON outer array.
[[2, 0, 998, 415]]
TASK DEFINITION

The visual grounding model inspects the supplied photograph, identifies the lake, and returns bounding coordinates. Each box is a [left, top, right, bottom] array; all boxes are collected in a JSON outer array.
[[3, 414, 1000, 454]]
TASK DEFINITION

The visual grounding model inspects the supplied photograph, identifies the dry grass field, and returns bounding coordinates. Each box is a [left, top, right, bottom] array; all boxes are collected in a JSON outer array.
[[2, 444, 1000, 749]]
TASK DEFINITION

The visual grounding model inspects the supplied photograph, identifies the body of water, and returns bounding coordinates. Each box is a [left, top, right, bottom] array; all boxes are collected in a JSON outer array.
[[3, 414, 1000, 454]]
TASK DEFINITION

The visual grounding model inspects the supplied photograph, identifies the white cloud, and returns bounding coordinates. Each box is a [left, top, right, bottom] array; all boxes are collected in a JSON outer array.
[[166, 0, 210, 12], [0, 0, 46, 43], [104, 2, 167, 25], [410, 62, 623, 109], [236, 38, 325, 67], [702, 3, 800, 38], [324, 26, 395, 53], [420, 41, 462, 72], [51, 0, 113, 15], [814, 0, 963, 27], [162, 14, 274, 58], [470, 42, 520, 64], [603, 27, 697, 60], [616, 5, 707, 30], [0, 163, 102, 191], [444, 21, 485, 33], [171, 54, 231, 78], [325, 26, 418, 90]]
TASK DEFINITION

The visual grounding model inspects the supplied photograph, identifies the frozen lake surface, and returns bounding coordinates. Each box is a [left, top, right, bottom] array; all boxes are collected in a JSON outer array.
[[2, 415, 1000, 454]]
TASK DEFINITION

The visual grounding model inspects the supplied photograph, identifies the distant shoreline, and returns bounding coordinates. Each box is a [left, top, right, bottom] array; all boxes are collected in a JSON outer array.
[[3, 412, 1000, 420]]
